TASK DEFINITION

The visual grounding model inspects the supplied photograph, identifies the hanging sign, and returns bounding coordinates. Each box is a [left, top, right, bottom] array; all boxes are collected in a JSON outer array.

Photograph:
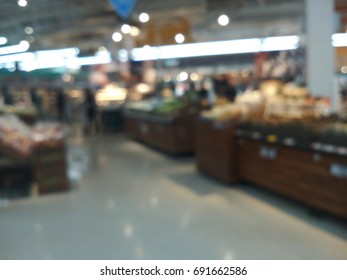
[[109, 0, 137, 20]]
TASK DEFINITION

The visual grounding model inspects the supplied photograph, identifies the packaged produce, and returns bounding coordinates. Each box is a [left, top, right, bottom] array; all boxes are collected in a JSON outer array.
[[0, 114, 33, 159], [31, 122, 66, 147]]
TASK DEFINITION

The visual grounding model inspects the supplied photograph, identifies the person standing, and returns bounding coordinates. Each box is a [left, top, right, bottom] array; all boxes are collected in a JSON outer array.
[[56, 88, 66, 122], [84, 88, 97, 133], [2, 86, 15, 105]]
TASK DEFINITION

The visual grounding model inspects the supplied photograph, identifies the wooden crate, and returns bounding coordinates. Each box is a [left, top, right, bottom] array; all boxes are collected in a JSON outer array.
[[195, 118, 240, 184], [238, 139, 347, 219], [34, 143, 69, 195]]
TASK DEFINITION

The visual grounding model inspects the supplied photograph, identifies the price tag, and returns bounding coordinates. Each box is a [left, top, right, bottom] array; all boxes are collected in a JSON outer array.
[[283, 138, 296, 146], [267, 134, 278, 143], [312, 142, 323, 151], [260, 146, 278, 160], [322, 144, 335, 153], [252, 132, 261, 140], [330, 163, 347, 178]]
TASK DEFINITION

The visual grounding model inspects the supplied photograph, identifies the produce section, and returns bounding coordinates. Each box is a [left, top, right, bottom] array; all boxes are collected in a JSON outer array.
[[195, 80, 347, 219]]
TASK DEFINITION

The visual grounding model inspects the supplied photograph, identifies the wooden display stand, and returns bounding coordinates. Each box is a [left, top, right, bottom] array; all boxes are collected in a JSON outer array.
[[238, 139, 347, 219], [34, 142, 69, 195], [124, 112, 195, 154], [195, 118, 240, 184]]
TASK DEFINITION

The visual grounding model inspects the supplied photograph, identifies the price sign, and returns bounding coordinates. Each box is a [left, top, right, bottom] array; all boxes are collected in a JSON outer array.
[[330, 163, 347, 178]]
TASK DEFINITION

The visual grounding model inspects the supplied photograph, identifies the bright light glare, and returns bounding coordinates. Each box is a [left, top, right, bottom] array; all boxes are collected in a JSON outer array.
[[341, 66, 347, 74], [131, 36, 301, 61], [130, 26, 140, 37], [0, 37, 8, 45], [0, 40, 30, 56], [18, 0, 27, 7], [112, 32, 123, 42], [218, 15, 229, 26], [139, 13, 149, 23], [121, 24, 131, 34], [261, 36, 300, 51], [177, 71, 188, 81], [175, 34, 185, 44], [132, 38, 262, 61], [332, 33, 347, 47]]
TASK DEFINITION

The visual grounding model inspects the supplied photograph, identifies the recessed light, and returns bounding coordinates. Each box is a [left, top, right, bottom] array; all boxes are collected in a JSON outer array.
[[112, 32, 122, 42], [121, 24, 131, 34], [139, 13, 149, 23], [218, 15, 229, 26], [18, 0, 27, 7], [175, 34, 185, 44]]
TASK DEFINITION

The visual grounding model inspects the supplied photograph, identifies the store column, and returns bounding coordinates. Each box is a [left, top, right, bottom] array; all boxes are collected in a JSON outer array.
[[305, 0, 337, 111]]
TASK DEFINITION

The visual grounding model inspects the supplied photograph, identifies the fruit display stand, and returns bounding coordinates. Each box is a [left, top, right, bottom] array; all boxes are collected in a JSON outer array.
[[237, 124, 347, 220], [124, 110, 196, 154], [195, 117, 240, 184]]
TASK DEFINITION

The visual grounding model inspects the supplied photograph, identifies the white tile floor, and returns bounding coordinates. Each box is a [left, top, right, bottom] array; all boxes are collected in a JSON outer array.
[[0, 133, 347, 260]]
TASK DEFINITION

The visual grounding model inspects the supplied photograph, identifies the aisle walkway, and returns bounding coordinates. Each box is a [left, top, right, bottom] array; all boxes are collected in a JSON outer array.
[[0, 133, 347, 259]]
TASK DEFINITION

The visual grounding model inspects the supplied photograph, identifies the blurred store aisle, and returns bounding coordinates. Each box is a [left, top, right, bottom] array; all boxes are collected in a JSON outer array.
[[0, 133, 346, 260]]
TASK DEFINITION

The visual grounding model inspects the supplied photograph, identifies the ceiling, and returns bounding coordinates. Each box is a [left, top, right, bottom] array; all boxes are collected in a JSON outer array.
[[0, 0, 344, 55]]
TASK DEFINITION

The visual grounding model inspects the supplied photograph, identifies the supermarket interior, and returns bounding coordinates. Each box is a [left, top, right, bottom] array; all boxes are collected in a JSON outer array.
[[0, 0, 347, 260]]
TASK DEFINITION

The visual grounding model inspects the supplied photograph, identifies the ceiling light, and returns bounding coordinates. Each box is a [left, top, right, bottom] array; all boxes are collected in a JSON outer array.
[[218, 15, 229, 26], [177, 71, 188, 81], [36, 47, 79, 58], [130, 26, 140, 37], [112, 32, 122, 42], [341, 66, 347, 74], [332, 33, 347, 47], [261, 36, 300, 51], [139, 13, 149, 23], [131, 36, 300, 61], [24, 26, 33, 34], [18, 0, 27, 7], [0, 40, 30, 56], [121, 24, 131, 34], [175, 34, 185, 44], [0, 37, 8, 45], [190, 73, 199, 81]]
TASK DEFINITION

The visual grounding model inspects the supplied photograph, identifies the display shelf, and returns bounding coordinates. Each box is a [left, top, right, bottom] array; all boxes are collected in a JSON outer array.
[[124, 111, 195, 154], [238, 139, 347, 219], [195, 117, 240, 184]]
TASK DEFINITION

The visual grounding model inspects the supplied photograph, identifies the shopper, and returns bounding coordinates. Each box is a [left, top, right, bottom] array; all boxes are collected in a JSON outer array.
[[1, 86, 15, 105], [30, 87, 43, 118], [83, 88, 97, 133], [56, 88, 66, 122]]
